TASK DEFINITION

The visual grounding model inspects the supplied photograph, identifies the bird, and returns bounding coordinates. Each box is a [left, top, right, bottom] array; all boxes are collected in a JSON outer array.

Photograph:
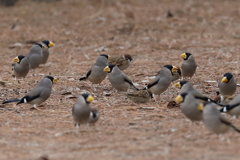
[[198, 102, 240, 134], [173, 80, 214, 103], [108, 54, 133, 70], [157, 66, 181, 82], [72, 93, 94, 128], [40, 40, 55, 64], [2, 76, 58, 109], [175, 92, 203, 121], [79, 54, 110, 84], [127, 90, 153, 103], [88, 108, 100, 125], [103, 64, 139, 92], [12, 55, 30, 81], [26, 43, 46, 69], [219, 72, 236, 99], [219, 94, 240, 117], [144, 65, 178, 100], [171, 66, 181, 81], [180, 52, 197, 79]]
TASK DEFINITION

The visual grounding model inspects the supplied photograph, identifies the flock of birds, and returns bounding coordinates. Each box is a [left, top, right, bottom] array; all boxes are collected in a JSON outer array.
[[2, 42, 240, 135]]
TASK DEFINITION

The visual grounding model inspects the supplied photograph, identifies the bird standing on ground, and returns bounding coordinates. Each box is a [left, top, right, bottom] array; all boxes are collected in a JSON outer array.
[[144, 65, 178, 100], [72, 94, 94, 128], [108, 54, 133, 70], [220, 94, 240, 117], [175, 92, 203, 121], [2, 76, 58, 109], [173, 80, 214, 103], [88, 108, 100, 125], [157, 66, 181, 82], [79, 54, 110, 84], [40, 40, 55, 64], [219, 72, 236, 97], [171, 66, 182, 81], [12, 55, 30, 81], [26, 43, 45, 69], [127, 90, 152, 103], [198, 102, 240, 134], [180, 52, 197, 79], [104, 64, 138, 92]]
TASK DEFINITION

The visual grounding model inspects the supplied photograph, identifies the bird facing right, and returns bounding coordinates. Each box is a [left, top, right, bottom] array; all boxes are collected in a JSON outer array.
[[72, 94, 94, 128], [108, 54, 133, 70], [127, 90, 152, 103], [26, 43, 45, 69], [2, 76, 58, 109], [40, 40, 55, 64], [79, 54, 110, 84], [180, 52, 197, 79], [144, 65, 178, 96]]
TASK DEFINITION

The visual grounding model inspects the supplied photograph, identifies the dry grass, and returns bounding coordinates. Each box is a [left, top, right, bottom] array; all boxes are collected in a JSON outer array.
[[1, 0, 240, 159]]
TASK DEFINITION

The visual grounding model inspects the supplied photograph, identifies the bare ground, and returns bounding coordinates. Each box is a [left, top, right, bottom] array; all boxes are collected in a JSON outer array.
[[1, 0, 240, 159]]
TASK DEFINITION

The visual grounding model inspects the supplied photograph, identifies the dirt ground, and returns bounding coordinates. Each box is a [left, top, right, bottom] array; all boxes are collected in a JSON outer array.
[[1, 0, 240, 159]]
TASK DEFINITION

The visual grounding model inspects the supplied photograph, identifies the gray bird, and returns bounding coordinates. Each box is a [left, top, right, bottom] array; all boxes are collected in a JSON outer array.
[[88, 108, 100, 125], [2, 76, 58, 109], [40, 40, 55, 64], [173, 80, 214, 103], [199, 102, 240, 134], [175, 92, 203, 121], [144, 65, 178, 97], [157, 66, 181, 82], [220, 94, 240, 116], [127, 90, 153, 103], [103, 64, 138, 92], [180, 52, 197, 79], [108, 54, 133, 70], [12, 55, 30, 80], [171, 66, 182, 81], [72, 94, 94, 128], [26, 43, 45, 69], [79, 54, 110, 84], [219, 72, 236, 97]]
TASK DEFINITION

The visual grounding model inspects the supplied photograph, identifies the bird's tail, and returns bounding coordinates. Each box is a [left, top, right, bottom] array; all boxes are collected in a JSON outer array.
[[195, 96, 216, 103], [132, 85, 139, 91], [231, 124, 240, 133], [220, 103, 240, 112], [2, 99, 20, 104], [79, 77, 87, 81]]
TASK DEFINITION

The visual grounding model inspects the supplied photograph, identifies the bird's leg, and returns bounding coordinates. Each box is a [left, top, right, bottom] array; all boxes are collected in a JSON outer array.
[[75, 123, 80, 129], [32, 104, 38, 110]]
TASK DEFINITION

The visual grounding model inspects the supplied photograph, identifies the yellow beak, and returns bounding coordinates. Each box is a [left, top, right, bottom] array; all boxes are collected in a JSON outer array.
[[180, 53, 186, 59], [87, 95, 94, 103], [49, 41, 55, 47], [175, 95, 183, 103], [173, 82, 181, 88], [172, 66, 178, 73], [221, 77, 228, 83], [53, 78, 59, 83], [197, 103, 204, 111], [12, 57, 19, 63], [103, 66, 111, 72]]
